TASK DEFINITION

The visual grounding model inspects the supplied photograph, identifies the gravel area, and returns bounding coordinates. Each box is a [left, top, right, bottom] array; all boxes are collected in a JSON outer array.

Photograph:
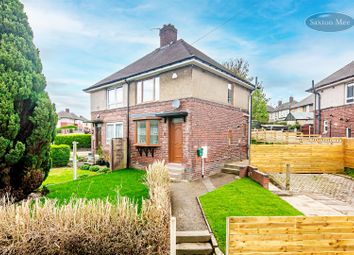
[[270, 173, 354, 205]]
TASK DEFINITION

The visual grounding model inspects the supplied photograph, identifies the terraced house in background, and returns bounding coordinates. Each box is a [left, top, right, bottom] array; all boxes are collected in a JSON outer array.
[[308, 61, 354, 138], [84, 24, 255, 179]]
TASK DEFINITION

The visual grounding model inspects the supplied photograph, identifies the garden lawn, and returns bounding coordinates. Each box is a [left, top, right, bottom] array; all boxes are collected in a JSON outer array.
[[46, 169, 148, 205], [42, 168, 98, 186], [199, 178, 302, 252]]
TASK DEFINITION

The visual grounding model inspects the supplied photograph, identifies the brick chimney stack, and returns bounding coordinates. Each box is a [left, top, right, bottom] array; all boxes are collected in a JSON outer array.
[[289, 96, 294, 103], [65, 108, 70, 113], [159, 24, 177, 47], [278, 100, 282, 106]]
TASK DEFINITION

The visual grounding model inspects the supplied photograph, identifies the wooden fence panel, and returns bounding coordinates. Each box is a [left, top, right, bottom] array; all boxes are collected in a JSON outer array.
[[344, 138, 354, 169], [227, 216, 354, 255], [250, 144, 344, 173]]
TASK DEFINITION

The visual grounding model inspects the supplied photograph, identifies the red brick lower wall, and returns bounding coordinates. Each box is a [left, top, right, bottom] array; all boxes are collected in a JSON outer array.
[[315, 104, 354, 137], [91, 97, 249, 179]]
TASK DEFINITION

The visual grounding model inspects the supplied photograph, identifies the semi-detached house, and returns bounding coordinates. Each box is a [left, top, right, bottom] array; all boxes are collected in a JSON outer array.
[[84, 24, 255, 179]]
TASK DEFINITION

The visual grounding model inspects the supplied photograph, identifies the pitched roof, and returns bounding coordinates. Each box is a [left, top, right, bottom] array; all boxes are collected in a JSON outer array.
[[84, 39, 253, 91], [286, 112, 313, 121], [58, 110, 88, 121], [272, 100, 298, 112], [314, 61, 354, 89], [292, 94, 314, 108], [267, 105, 275, 112]]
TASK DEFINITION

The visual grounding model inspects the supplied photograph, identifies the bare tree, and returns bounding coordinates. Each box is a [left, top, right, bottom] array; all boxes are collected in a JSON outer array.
[[222, 58, 253, 81]]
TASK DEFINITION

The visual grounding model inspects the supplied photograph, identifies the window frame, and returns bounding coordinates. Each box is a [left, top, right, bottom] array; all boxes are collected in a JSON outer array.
[[106, 122, 123, 145], [136, 77, 160, 104], [134, 119, 160, 146], [107, 86, 124, 109], [345, 83, 354, 104], [346, 127, 352, 138], [227, 83, 234, 104]]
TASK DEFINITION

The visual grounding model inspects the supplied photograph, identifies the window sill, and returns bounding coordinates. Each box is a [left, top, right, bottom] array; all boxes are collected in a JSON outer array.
[[134, 144, 160, 147]]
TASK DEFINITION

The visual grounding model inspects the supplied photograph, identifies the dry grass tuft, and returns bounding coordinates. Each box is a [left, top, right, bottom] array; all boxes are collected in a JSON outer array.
[[0, 161, 170, 255]]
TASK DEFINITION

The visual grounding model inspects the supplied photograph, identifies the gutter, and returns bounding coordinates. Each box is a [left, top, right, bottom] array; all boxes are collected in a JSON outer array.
[[84, 57, 255, 93]]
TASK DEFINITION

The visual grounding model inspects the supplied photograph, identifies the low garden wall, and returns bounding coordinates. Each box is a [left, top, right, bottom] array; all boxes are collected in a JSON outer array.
[[0, 161, 170, 255]]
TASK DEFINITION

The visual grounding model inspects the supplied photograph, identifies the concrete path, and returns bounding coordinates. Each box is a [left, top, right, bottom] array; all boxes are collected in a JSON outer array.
[[171, 173, 237, 231], [269, 183, 354, 216]]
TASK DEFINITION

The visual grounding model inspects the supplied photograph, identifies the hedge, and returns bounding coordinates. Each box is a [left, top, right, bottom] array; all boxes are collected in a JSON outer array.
[[51, 145, 70, 167], [54, 134, 91, 148]]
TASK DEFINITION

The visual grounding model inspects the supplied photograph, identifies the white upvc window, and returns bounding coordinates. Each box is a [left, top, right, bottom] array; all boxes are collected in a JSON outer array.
[[107, 86, 123, 109], [106, 122, 123, 145], [136, 77, 160, 104], [227, 84, 233, 104], [323, 120, 328, 134], [346, 83, 354, 104]]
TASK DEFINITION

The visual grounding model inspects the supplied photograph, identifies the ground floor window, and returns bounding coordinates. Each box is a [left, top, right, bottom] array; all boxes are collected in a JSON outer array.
[[323, 120, 328, 133], [106, 122, 123, 145], [135, 119, 159, 145]]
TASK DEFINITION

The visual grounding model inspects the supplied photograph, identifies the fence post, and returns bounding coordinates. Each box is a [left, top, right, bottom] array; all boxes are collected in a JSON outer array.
[[72, 141, 78, 180], [170, 217, 176, 255], [285, 164, 290, 191]]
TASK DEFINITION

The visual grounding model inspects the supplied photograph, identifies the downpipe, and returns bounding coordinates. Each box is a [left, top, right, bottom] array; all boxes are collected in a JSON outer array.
[[247, 88, 257, 159]]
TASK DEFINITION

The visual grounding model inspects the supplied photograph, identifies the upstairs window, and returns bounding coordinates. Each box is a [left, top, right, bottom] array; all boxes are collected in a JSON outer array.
[[106, 122, 123, 145], [346, 83, 354, 104], [227, 84, 233, 104], [136, 77, 160, 104], [107, 86, 123, 109], [135, 119, 160, 146]]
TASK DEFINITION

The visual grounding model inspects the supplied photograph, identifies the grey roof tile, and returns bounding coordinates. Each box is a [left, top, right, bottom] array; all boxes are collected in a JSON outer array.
[[315, 61, 354, 89]]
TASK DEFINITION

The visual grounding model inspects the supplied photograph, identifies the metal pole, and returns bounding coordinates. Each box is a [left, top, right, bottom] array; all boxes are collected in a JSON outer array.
[[73, 141, 78, 180], [285, 164, 290, 191]]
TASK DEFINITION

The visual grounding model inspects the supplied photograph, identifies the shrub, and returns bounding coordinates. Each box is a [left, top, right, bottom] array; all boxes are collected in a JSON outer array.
[[79, 164, 90, 170], [50, 145, 70, 167], [98, 167, 110, 173], [96, 158, 109, 166], [89, 165, 100, 172], [54, 134, 91, 149], [0, 0, 57, 200], [0, 160, 170, 254]]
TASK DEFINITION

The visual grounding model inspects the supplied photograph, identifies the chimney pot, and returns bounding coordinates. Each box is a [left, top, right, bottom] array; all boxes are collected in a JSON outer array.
[[65, 108, 70, 113], [159, 24, 177, 47]]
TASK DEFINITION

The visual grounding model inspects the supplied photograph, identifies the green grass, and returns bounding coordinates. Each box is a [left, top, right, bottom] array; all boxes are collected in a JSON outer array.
[[46, 169, 148, 205], [344, 167, 354, 178], [42, 167, 99, 186], [199, 178, 302, 252]]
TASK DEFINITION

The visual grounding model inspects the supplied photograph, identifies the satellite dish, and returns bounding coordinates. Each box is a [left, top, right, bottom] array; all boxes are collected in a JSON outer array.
[[171, 99, 181, 109]]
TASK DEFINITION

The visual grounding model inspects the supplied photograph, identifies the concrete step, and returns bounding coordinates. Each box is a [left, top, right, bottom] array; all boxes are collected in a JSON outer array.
[[176, 243, 213, 255], [170, 172, 183, 182], [223, 164, 241, 169], [221, 167, 240, 175], [176, 231, 211, 244]]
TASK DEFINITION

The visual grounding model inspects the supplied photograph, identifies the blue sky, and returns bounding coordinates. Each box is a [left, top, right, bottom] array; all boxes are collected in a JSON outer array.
[[22, 0, 354, 118]]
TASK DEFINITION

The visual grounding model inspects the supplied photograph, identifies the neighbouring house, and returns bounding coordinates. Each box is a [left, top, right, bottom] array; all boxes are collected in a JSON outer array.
[[57, 108, 91, 134], [285, 94, 315, 130], [268, 97, 298, 122], [308, 61, 354, 138], [290, 94, 314, 113], [84, 24, 255, 179], [285, 112, 313, 126]]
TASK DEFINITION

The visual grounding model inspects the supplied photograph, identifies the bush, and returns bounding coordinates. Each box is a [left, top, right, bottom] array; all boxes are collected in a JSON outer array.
[[0, 161, 170, 254], [50, 145, 71, 167], [89, 165, 100, 172], [96, 158, 109, 167], [98, 167, 110, 173], [80, 164, 90, 170], [54, 134, 91, 149]]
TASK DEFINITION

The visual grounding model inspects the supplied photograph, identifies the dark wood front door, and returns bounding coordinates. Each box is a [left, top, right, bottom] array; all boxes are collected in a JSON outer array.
[[169, 119, 183, 163]]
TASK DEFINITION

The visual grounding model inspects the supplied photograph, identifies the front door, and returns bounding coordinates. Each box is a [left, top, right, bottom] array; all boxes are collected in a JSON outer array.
[[169, 118, 183, 163]]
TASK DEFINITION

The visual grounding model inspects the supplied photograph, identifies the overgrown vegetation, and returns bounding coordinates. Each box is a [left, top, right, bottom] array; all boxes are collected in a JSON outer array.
[[54, 134, 91, 148], [50, 144, 70, 167], [199, 178, 302, 252], [344, 167, 354, 178], [0, 0, 57, 200], [0, 161, 170, 255]]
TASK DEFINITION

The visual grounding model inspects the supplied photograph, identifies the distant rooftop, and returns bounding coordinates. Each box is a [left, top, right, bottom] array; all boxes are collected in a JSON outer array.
[[57, 108, 88, 121]]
